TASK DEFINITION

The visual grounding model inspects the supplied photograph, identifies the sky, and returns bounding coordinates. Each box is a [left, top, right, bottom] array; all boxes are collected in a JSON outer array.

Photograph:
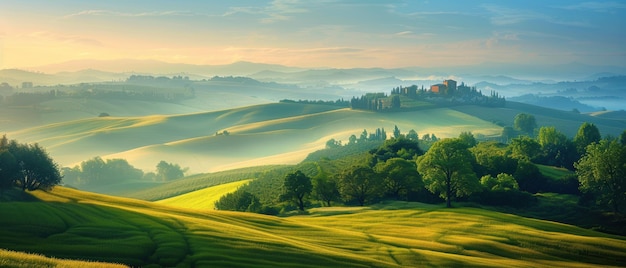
[[1, 0, 625, 69]]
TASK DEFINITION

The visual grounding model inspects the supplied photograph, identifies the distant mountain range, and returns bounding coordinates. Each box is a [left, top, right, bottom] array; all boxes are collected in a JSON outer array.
[[2, 59, 625, 111], [15, 58, 626, 83]]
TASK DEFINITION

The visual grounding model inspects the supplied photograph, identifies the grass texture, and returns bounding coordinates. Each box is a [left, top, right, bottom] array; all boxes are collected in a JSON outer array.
[[1, 187, 625, 267]]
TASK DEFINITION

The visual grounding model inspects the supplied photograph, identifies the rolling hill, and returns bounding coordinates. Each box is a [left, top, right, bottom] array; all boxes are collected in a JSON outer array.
[[7, 102, 503, 174], [0, 187, 625, 267]]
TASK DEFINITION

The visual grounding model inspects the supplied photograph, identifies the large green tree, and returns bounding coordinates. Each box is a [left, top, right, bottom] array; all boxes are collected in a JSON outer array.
[[513, 113, 537, 135], [575, 139, 626, 213], [417, 138, 480, 208], [471, 141, 517, 177], [313, 175, 340, 207], [7, 140, 62, 191], [537, 126, 577, 169], [280, 170, 312, 211], [573, 122, 601, 155], [508, 136, 541, 161], [376, 158, 422, 200], [339, 166, 381, 206]]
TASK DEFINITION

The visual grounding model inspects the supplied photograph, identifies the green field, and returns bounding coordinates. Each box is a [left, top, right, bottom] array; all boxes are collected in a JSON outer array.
[[156, 179, 252, 210], [1, 187, 625, 267]]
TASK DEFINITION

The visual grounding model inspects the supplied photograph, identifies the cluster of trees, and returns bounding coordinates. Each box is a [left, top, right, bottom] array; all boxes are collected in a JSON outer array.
[[62, 158, 186, 187], [351, 82, 505, 112], [279, 99, 349, 107], [328, 126, 436, 150], [216, 121, 626, 215], [350, 93, 388, 111], [0, 136, 62, 193]]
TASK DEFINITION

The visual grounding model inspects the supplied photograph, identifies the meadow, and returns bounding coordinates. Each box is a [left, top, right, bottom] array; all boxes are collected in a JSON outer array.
[[1, 187, 625, 267]]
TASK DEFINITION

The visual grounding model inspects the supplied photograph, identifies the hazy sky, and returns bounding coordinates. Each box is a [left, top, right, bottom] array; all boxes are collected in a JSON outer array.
[[1, 0, 625, 69]]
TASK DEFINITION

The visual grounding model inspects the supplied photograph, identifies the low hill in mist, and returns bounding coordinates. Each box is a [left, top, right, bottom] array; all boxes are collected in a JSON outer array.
[[7, 102, 503, 174]]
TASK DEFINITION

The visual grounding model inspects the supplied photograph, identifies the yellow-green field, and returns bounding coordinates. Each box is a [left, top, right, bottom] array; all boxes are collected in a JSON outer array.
[[1, 187, 625, 267], [7, 103, 502, 174], [156, 179, 252, 210]]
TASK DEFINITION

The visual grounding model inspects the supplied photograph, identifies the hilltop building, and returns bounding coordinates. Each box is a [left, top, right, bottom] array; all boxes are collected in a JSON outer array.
[[430, 79, 457, 95], [430, 84, 446, 94]]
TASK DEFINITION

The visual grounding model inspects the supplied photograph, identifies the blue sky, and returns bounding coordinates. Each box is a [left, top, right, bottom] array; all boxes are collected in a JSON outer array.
[[1, 0, 625, 69]]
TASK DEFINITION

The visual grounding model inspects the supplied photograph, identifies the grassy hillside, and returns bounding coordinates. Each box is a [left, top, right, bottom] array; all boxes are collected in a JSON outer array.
[[1, 187, 625, 267], [0, 248, 126, 268], [452, 101, 625, 137], [127, 165, 284, 201], [156, 179, 252, 210], [8, 103, 502, 175]]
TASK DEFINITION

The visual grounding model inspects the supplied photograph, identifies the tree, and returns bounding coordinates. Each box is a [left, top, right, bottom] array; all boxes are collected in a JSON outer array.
[[508, 136, 541, 161], [620, 130, 626, 146], [575, 139, 626, 213], [325, 138, 342, 149], [313, 175, 340, 207], [369, 137, 422, 165], [339, 166, 381, 206], [537, 126, 577, 169], [0, 150, 18, 193], [471, 141, 517, 177], [480, 173, 519, 191], [501, 126, 515, 143], [215, 190, 261, 212], [574, 122, 601, 155], [280, 170, 312, 211], [348, 134, 357, 145], [359, 129, 368, 143], [156, 161, 186, 181], [458, 132, 477, 148], [417, 138, 479, 208], [514, 159, 545, 193], [407, 129, 419, 141], [7, 141, 62, 191], [391, 95, 401, 110], [376, 158, 422, 200], [393, 125, 401, 139], [513, 113, 536, 135]]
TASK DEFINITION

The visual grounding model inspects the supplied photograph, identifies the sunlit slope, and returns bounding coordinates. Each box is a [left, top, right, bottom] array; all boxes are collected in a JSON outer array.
[[156, 179, 252, 210], [1, 187, 625, 267], [9, 103, 502, 172], [0, 248, 126, 268]]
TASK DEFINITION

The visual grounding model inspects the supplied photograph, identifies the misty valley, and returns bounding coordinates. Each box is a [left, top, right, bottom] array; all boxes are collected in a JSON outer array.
[[0, 62, 625, 267]]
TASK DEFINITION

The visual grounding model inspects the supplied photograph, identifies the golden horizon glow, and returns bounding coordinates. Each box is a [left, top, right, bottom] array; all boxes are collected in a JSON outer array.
[[1, 1, 625, 71]]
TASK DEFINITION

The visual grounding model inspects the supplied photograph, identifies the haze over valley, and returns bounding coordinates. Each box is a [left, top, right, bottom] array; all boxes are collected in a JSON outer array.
[[1, 1, 626, 267]]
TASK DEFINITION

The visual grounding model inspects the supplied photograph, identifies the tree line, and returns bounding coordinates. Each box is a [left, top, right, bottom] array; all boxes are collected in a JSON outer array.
[[62, 158, 187, 187], [0, 135, 61, 194], [216, 120, 626, 215]]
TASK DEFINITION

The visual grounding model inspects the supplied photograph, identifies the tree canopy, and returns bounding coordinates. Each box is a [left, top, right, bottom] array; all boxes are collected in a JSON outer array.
[[575, 139, 626, 213], [2, 137, 62, 191], [513, 113, 537, 135], [339, 166, 381, 206], [574, 122, 601, 155], [417, 138, 479, 207], [376, 158, 422, 200], [280, 170, 312, 211]]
